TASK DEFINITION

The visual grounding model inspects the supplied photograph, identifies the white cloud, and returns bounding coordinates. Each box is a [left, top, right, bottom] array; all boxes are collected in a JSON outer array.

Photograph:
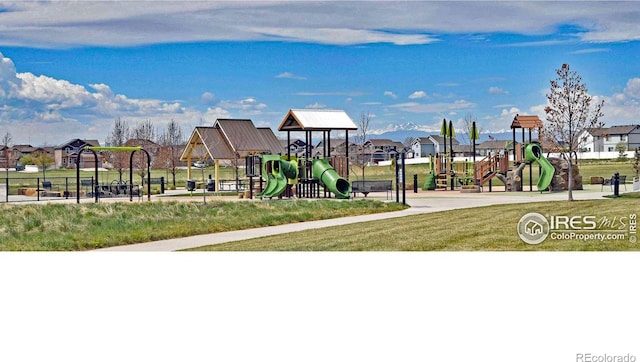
[[305, 102, 326, 109], [408, 91, 427, 99], [384, 91, 398, 99], [1, 2, 639, 47], [217, 97, 268, 115], [276, 72, 306, 80], [623, 78, 640, 99], [390, 100, 475, 113], [201, 92, 217, 105], [488, 86, 508, 95], [0, 51, 269, 145], [598, 78, 640, 124]]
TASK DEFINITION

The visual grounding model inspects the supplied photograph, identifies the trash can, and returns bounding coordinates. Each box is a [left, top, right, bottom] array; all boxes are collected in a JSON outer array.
[[206, 179, 216, 191], [187, 179, 196, 191]]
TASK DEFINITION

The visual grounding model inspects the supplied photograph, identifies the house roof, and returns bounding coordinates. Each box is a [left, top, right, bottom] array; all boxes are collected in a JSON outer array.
[[478, 140, 517, 149], [452, 144, 474, 153], [365, 139, 395, 146], [428, 135, 460, 145], [603, 125, 640, 135], [278, 109, 358, 131], [511, 114, 543, 129], [587, 127, 606, 137], [56, 139, 100, 149]]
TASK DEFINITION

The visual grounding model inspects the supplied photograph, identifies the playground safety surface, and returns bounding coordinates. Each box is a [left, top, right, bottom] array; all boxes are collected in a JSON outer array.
[[95, 185, 624, 251]]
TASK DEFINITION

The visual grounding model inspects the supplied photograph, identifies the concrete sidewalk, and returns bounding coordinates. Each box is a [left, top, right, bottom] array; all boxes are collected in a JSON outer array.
[[97, 186, 617, 251]]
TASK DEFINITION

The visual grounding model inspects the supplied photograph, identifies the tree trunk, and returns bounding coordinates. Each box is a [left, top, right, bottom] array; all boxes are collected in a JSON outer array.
[[567, 159, 574, 201]]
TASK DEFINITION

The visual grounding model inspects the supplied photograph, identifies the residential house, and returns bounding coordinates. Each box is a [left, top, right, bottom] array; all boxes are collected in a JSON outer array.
[[313, 139, 359, 163], [411, 135, 460, 157], [452, 144, 476, 158], [281, 139, 306, 157], [582, 125, 640, 152], [54, 139, 101, 169], [362, 139, 404, 163], [411, 138, 435, 157], [476, 140, 517, 157], [0, 145, 9, 168], [10, 144, 37, 166]]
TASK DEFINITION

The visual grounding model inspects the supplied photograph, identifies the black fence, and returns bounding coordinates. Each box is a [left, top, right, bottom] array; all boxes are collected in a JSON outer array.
[[0, 176, 165, 203]]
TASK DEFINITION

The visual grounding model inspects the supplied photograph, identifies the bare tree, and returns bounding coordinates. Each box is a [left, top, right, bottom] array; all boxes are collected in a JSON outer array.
[[105, 117, 130, 181], [354, 111, 371, 182], [459, 113, 482, 146], [131, 119, 157, 184], [157, 119, 184, 186], [403, 136, 416, 149], [2, 132, 12, 177], [132, 119, 156, 142], [543, 63, 605, 201]]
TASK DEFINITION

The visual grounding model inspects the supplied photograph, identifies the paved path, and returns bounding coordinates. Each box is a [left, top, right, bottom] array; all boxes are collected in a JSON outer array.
[[97, 186, 618, 251]]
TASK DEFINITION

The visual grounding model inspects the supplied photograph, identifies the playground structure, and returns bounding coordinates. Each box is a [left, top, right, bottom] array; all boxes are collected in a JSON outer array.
[[257, 155, 351, 199], [473, 115, 555, 192], [424, 115, 557, 192], [180, 110, 356, 200]]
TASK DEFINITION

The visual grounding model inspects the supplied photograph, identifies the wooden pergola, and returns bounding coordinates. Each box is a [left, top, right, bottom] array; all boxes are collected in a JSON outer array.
[[180, 119, 282, 191]]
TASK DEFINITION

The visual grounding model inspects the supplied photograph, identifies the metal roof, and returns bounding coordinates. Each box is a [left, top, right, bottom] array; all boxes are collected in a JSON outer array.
[[180, 126, 235, 161], [257, 127, 285, 155], [181, 120, 284, 161], [215, 119, 279, 155], [511, 115, 543, 129], [278, 109, 358, 131]]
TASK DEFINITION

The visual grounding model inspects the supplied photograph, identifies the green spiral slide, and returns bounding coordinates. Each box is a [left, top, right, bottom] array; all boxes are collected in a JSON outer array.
[[312, 158, 351, 199], [258, 155, 298, 198], [524, 143, 555, 192]]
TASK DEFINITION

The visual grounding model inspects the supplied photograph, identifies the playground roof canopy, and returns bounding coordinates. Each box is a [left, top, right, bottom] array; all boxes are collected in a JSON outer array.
[[511, 114, 543, 129], [278, 109, 358, 131], [180, 119, 282, 162]]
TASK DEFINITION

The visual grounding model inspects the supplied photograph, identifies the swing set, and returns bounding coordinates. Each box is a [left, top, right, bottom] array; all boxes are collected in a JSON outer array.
[[75, 146, 152, 203]]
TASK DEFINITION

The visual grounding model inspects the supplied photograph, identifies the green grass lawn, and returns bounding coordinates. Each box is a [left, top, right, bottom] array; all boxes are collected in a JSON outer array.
[[191, 193, 640, 251], [0, 199, 407, 251]]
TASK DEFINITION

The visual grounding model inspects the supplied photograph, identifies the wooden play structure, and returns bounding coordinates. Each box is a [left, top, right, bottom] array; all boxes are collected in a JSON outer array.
[[277, 109, 357, 198], [473, 114, 544, 191], [180, 109, 357, 199]]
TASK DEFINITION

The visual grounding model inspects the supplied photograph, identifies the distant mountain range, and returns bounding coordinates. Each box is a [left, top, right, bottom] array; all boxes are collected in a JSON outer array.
[[368, 122, 512, 145]]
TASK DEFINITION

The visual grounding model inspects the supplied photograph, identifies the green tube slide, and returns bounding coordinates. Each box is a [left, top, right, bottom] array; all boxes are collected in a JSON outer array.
[[312, 159, 351, 199], [258, 155, 298, 198], [524, 143, 555, 192]]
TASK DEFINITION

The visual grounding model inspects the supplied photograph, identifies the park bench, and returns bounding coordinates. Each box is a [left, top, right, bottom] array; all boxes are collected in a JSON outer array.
[[601, 175, 627, 191], [42, 180, 59, 191], [351, 180, 393, 199]]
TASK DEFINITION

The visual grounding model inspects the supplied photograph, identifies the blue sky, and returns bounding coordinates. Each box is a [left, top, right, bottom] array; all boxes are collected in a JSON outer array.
[[1, 1, 639, 145]]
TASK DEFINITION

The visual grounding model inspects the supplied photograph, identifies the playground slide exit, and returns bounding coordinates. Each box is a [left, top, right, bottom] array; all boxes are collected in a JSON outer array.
[[524, 143, 555, 191], [258, 155, 298, 198], [312, 159, 351, 199]]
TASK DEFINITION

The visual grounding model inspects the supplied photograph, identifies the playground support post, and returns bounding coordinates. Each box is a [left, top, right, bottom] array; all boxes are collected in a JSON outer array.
[[401, 152, 406, 205], [129, 149, 152, 202], [449, 120, 454, 191], [76, 148, 99, 204], [395, 153, 399, 203]]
